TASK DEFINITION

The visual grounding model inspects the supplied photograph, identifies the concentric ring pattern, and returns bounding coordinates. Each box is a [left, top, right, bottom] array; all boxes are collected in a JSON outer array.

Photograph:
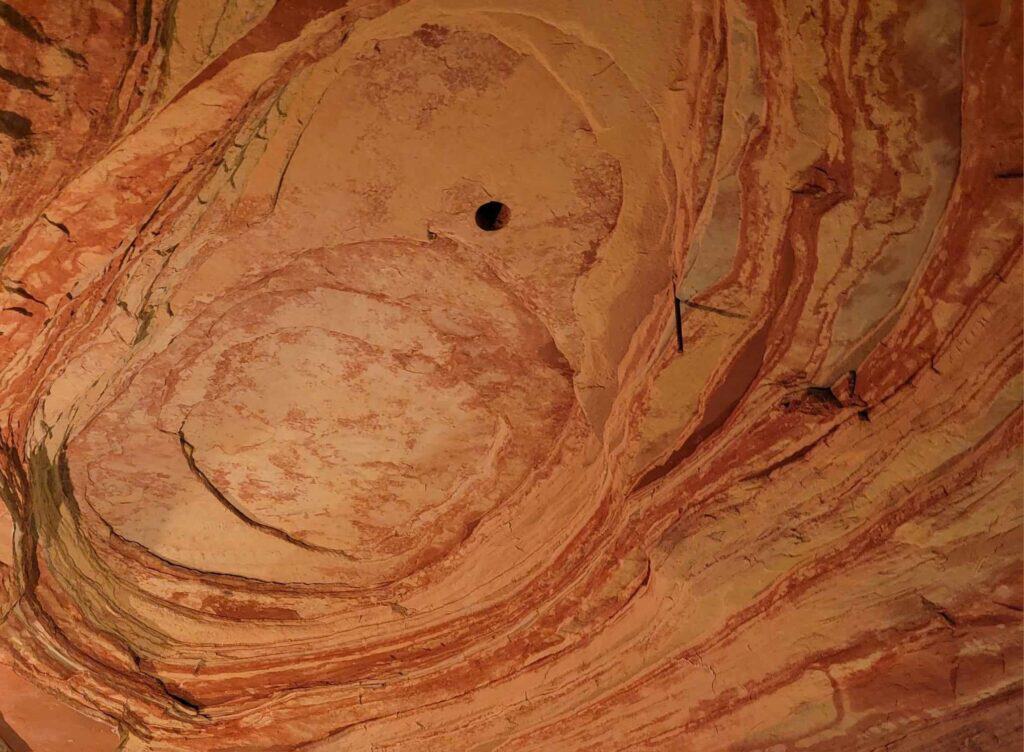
[[0, 1, 1020, 750]]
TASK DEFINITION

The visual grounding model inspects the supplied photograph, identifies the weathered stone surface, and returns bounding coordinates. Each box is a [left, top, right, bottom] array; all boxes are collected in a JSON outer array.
[[0, 0, 1020, 749]]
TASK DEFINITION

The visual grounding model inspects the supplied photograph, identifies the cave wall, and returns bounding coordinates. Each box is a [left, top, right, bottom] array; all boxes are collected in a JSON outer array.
[[0, 0, 1021, 749]]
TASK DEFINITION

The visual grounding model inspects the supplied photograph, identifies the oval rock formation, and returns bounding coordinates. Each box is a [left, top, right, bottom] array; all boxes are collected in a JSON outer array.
[[0, 1, 1021, 751]]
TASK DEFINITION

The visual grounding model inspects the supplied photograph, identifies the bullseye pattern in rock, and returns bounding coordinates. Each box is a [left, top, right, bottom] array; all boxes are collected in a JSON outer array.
[[0, 1, 1021, 750], [70, 238, 577, 585]]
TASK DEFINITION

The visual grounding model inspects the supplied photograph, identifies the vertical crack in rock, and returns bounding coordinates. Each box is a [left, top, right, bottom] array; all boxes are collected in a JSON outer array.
[[673, 295, 684, 353]]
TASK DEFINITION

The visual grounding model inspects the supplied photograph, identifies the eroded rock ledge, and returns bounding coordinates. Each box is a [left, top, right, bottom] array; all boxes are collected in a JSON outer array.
[[0, 1, 1021, 750]]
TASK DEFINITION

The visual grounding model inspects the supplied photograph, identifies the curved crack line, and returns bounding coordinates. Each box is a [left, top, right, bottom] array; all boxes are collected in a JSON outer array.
[[177, 430, 355, 560]]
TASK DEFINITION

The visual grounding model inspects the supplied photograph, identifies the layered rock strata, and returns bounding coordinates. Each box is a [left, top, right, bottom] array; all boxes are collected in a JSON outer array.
[[0, 0, 1021, 750]]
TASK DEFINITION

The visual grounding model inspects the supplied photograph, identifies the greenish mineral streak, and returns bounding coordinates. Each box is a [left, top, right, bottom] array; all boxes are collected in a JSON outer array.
[[25, 445, 80, 544], [132, 305, 157, 345], [156, 0, 179, 101]]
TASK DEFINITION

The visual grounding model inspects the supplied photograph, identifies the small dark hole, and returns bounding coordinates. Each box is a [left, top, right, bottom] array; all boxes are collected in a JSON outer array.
[[475, 201, 510, 232]]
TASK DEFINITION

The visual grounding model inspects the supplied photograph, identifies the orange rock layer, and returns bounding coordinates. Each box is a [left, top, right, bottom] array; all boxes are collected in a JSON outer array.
[[0, 1, 1021, 750]]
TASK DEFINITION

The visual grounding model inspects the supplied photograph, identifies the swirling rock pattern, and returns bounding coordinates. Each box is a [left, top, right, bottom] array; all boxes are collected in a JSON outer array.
[[0, 1, 1021, 750]]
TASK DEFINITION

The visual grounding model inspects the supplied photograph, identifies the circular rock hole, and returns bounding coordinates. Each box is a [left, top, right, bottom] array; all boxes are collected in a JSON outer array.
[[475, 201, 510, 232]]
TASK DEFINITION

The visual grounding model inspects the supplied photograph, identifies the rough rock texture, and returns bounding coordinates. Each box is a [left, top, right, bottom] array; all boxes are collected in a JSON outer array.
[[0, 0, 1021, 750]]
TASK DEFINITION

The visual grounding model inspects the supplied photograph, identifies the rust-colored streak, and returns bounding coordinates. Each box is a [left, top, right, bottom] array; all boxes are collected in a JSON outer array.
[[0, 0, 1019, 750], [171, 0, 357, 102]]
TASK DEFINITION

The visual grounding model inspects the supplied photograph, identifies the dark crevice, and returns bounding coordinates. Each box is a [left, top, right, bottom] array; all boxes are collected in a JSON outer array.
[[3, 306, 32, 317], [3, 284, 44, 306], [805, 386, 843, 409], [0, 109, 32, 140], [163, 685, 205, 716], [742, 423, 842, 481], [921, 596, 957, 628], [683, 299, 747, 319], [140, 0, 154, 45], [0, 65, 51, 99], [0, 709, 32, 752], [63, 47, 87, 68], [0, 1, 47, 44], [780, 385, 844, 414], [178, 430, 354, 559], [0, 3, 84, 66], [673, 296, 684, 353], [40, 214, 70, 237], [128, 648, 208, 718]]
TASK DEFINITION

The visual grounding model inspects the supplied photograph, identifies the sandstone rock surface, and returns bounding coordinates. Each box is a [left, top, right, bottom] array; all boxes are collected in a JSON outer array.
[[0, 0, 1021, 750]]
